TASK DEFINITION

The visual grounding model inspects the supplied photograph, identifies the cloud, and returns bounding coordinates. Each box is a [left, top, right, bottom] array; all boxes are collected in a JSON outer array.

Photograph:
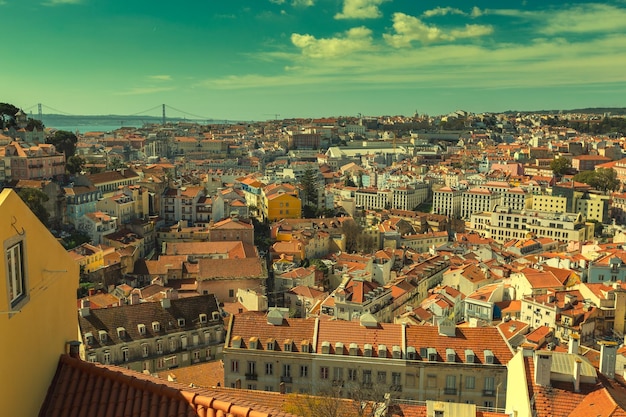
[[422, 7, 465, 18], [148, 75, 172, 81], [269, 0, 285, 3], [114, 87, 175, 96], [42, 0, 82, 5], [292, 0, 313, 6], [291, 26, 375, 58], [383, 12, 493, 47], [335, 0, 387, 20]]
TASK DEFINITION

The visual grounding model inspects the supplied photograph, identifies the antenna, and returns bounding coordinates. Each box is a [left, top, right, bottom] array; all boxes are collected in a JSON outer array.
[[263, 113, 280, 120]]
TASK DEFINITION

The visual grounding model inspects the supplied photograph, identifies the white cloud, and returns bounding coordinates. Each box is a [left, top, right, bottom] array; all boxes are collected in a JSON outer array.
[[383, 12, 493, 47], [269, 0, 285, 3], [422, 7, 465, 18], [539, 4, 626, 35], [470, 7, 483, 18], [148, 75, 172, 81], [291, 26, 375, 58], [114, 86, 175, 96], [291, 0, 313, 6], [335, 0, 387, 20], [42, 0, 82, 5]]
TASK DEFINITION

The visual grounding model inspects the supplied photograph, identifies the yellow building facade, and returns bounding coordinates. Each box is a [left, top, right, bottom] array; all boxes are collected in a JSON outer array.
[[263, 192, 302, 222], [0, 189, 79, 417]]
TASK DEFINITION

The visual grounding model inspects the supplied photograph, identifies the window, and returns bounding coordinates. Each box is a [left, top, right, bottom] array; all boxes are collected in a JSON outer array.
[[178, 318, 186, 327], [156, 339, 163, 354], [283, 364, 291, 377], [485, 377, 495, 391], [320, 366, 329, 379], [445, 375, 456, 394], [300, 365, 308, 377], [427, 375, 437, 388], [122, 347, 130, 362], [333, 367, 343, 381], [103, 350, 111, 365], [247, 361, 256, 375], [229, 289, 234, 297], [265, 363, 273, 375], [142, 344, 149, 358], [348, 368, 357, 381], [363, 370, 372, 384], [465, 375, 475, 389], [377, 371, 386, 383], [6, 241, 26, 309], [392, 372, 401, 386], [169, 338, 177, 352], [231, 360, 239, 373]]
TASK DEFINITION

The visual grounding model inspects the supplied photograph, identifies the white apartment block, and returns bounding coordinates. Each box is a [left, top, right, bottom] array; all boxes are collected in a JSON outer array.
[[432, 187, 462, 218], [355, 185, 428, 211], [461, 188, 500, 220], [502, 187, 532, 211], [469, 207, 591, 243]]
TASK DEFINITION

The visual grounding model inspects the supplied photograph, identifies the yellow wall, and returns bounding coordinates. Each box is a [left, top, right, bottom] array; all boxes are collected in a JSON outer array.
[[265, 194, 301, 222], [0, 189, 79, 417]]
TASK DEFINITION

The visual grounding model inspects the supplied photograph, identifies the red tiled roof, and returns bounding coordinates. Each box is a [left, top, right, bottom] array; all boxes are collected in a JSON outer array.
[[40, 354, 295, 417]]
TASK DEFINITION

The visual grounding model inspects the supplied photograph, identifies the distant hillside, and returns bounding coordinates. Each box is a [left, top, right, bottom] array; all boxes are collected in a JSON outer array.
[[502, 107, 626, 115]]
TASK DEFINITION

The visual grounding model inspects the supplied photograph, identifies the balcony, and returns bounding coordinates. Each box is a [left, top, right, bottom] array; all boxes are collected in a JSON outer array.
[[483, 389, 495, 396], [245, 373, 258, 381], [280, 376, 292, 383], [444, 388, 457, 395]]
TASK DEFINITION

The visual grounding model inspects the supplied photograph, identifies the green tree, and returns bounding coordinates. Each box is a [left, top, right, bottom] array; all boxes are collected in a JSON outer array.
[[573, 168, 620, 193], [16, 188, 50, 226], [66, 155, 86, 174], [48, 130, 78, 159], [550, 157, 572, 176], [26, 118, 45, 131], [341, 218, 362, 253], [0, 102, 20, 129], [300, 168, 319, 207]]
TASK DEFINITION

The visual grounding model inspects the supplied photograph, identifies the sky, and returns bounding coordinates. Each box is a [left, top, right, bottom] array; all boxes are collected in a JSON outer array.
[[2, 0, 625, 121]]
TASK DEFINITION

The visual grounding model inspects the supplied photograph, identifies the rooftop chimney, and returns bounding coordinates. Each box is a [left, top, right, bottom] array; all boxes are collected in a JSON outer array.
[[66, 341, 82, 359], [599, 341, 617, 379], [568, 334, 580, 355], [534, 351, 553, 387], [573, 357, 582, 393], [79, 299, 90, 317]]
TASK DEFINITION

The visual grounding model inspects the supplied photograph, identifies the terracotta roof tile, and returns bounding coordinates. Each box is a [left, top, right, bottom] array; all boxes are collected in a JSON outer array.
[[40, 354, 296, 417]]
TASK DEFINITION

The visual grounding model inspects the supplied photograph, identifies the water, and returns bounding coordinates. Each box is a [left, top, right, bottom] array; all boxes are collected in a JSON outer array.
[[48, 124, 144, 134]]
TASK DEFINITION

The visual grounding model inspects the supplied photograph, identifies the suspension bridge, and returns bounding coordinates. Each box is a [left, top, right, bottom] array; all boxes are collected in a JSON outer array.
[[20, 103, 235, 126]]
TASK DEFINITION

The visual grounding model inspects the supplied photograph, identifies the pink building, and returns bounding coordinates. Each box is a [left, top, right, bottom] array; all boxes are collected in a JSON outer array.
[[4, 141, 65, 180]]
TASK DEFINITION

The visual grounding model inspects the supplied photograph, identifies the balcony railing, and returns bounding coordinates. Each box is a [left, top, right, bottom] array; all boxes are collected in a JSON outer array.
[[280, 376, 292, 383], [483, 389, 495, 396], [444, 388, 457, 395], [245, 373, 258, 381]]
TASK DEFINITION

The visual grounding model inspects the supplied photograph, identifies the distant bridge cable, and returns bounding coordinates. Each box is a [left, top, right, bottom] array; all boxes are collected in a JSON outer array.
[[127, 104, 163, 117], [40, 104, 74, 116], [165, 104, 212, 121]]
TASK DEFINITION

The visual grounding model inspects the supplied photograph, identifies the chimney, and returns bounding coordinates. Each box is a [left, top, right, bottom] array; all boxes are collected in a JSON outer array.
[[79, 299, 90, 317], [573, 357, 581, 393], [599, 341, 617, 379], [66, 341, 82, 359], [88, 288, 96, 296], [130, 291, 140, 305], [568, 334, 580, 355], [161, 297, 171, 309], [534, 351, 553, 387]]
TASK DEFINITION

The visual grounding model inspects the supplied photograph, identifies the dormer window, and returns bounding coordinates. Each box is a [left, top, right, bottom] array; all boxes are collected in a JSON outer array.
[[249, 337, 258, 350], [284, 339, 293, 352], [427, 347, 437, 361], [301, 341, 310, 353], [84, 332, 94, 345], [177, 318, 185, 327], [267, 339, 275, 351], [321, 341, 331, 354], [484, 349, 494, 364], [364, 344, 373, 357], [152, 321, 160, 332], [117, 327, 126, 339], [407, 346, 416, 360], [98, 330, 108, 343], [138, 324, 146, 335], [199, 314, 208, 324]]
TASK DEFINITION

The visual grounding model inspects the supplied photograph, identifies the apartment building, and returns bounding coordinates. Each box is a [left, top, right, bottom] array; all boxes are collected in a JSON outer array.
[[79, 294, 224, 373], [3, 141, 65, 180], [470, 207, 591, 243], [0, 189, 79, 416], [224, 311, 513, 410], [501, 187, 532, 211], [460, 188, 500, 220], [161, 185, 205, 224], [432, 187, 462, 217]]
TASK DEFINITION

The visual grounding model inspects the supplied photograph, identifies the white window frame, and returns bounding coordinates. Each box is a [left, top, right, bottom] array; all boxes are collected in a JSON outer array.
[[5, 239, 28, 311]]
